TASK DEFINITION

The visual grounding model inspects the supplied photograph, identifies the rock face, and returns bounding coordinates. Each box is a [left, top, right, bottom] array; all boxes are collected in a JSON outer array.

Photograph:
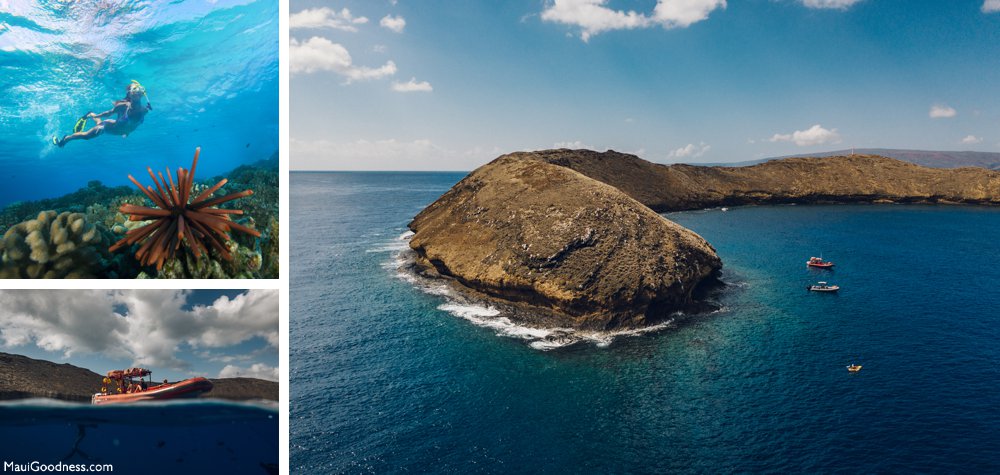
[[408, 154, 722, 330], [0, 352, 102, 402], [207, 377, 279, 402], [409, 149, 1000, 331], [533, 150, 1000, 211]]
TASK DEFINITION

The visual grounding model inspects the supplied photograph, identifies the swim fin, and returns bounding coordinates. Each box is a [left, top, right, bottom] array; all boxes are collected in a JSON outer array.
[[73, 114, 90, 134]]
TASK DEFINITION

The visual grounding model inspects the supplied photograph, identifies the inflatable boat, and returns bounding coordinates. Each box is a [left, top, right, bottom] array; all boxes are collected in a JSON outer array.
[[92, 368, 213, 405]]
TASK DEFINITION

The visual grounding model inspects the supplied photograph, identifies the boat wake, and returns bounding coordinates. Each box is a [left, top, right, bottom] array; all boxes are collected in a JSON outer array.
[[382, 232, 724, 350]]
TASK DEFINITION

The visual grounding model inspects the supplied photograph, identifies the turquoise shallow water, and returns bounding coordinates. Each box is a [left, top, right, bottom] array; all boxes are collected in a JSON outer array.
[[0, 0, 278, 207], [291, 172, 1000, 473]]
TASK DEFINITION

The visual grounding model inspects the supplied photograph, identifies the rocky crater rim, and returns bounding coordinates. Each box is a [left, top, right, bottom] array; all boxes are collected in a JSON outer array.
[[406, 149, 999, 331]]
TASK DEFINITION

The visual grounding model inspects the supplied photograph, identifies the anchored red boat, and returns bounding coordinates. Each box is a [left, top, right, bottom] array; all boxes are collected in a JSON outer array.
[[91, 367, 213, 405], [806, 256, 835, 268]]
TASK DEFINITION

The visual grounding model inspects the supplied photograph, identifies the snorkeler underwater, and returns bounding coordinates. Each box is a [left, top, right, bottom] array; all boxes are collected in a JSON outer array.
[[53, 80, 153, 148], [0, 0, 279, 278]]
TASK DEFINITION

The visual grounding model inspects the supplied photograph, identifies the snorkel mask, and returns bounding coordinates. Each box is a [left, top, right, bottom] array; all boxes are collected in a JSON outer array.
[[127, 80, 144, 96], [128, 80, 152, 110]]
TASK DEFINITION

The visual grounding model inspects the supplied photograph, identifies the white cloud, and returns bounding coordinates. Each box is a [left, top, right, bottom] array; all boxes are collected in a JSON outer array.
[[0, 290, 126, 357], [541, 0, 726, 41], [653, 0, 728, 28], [219, 363, 279, 382], [0, 290, 278, 372], [541, 0, 650, 41], [961, 135, 983, 144], [290, 37, 397, 80], [983, 0, 1000, 13], [553, 140, 594, 149], [668, 142, 711, 159], [800, 0, 863, 9], [373, 44, 388, 53], [290, 7, 368, 31], [183, 291, 280, 348], [769, 124, 842, 146], [392, 77, 433, 92], [380, 15, 406, 33], [929, 104, 957, 118]]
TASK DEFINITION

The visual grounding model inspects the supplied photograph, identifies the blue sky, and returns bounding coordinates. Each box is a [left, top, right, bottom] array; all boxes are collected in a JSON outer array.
[[290, 0, 1000, 170], [0, 290, 278, 382]]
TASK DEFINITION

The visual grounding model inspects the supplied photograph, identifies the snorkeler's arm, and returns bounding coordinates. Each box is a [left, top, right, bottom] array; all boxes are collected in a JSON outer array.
[[91, 102, 128, 118]]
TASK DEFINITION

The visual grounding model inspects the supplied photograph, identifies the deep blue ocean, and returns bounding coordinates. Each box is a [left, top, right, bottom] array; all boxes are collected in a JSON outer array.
[[0, 399, 278, 474], [0, 0, 278, 207], [291, 171, 1000, 473]]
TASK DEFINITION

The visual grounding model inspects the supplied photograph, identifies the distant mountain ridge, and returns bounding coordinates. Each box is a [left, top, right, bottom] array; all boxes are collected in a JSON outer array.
[[0, 352, 278, 402], [703, 149, 1000, 169]]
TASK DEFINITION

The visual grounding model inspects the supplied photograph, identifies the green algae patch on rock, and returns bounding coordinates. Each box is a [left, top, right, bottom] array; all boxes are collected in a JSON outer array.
[[408, 154, 722, 331]]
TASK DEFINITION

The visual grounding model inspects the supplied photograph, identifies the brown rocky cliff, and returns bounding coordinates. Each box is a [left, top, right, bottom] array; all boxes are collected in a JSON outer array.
[[408, 155, 721, 331], [0, 352, 101, 402], [529, 150, 1000, 211]]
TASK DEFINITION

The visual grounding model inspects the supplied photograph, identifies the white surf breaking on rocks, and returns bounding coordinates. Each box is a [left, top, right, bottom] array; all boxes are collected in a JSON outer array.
[[376, 231, 712, 350]]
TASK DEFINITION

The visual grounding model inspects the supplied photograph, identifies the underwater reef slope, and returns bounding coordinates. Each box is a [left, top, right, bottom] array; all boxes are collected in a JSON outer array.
[[408, 154, 722, 331], [409, 150, 1000, 330], [0, 353, 278, 402]]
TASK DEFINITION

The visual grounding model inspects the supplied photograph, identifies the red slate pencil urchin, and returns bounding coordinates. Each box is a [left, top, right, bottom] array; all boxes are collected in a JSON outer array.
[[109, 147, 262, 270]]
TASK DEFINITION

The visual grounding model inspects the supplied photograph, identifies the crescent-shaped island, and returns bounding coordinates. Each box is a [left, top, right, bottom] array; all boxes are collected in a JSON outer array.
[[408, 149, 1000, 331]]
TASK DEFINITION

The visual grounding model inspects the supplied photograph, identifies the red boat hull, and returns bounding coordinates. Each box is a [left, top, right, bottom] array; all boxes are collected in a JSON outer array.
[[91, 377, 213, 405], [807, 262, 834, 268]]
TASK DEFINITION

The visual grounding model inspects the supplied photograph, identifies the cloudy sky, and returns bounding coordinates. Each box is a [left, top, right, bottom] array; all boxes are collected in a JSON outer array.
[[290, 0, 1000, 170], [0, 289, 279, 382]]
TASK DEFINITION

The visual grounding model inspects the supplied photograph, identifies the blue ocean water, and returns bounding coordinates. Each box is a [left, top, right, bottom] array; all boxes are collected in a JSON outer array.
[[0, 0, 278, 207], [0, 399, 278, 474], [291, 172, 1000, 473]]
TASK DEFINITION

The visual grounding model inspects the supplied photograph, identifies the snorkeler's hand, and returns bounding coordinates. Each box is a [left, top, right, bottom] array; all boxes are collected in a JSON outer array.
[[86, 112, 96, 118]]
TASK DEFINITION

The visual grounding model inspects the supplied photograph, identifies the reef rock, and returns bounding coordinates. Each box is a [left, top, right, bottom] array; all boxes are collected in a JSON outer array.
[[0, 210, 120, 278], [408, 155, 722, 330]]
